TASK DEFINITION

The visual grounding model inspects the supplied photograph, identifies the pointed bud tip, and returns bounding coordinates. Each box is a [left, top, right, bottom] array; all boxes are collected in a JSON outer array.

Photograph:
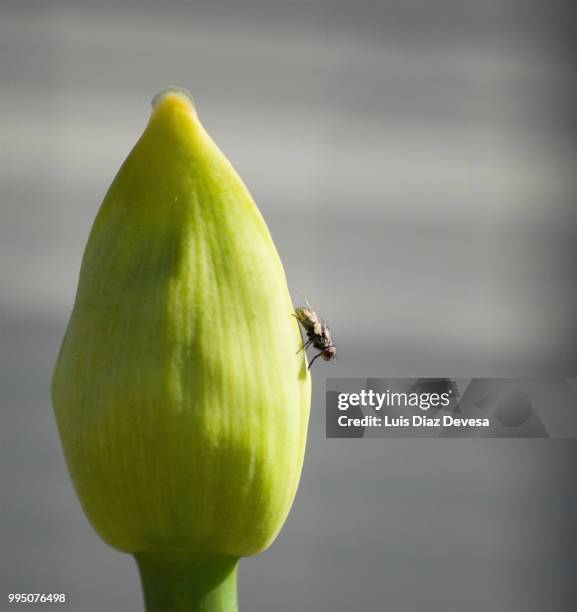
[[151, 87, 197, 117]]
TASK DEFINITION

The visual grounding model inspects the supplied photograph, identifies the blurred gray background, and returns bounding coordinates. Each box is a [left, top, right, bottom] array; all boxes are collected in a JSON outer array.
[[1, 1, 575, 611]]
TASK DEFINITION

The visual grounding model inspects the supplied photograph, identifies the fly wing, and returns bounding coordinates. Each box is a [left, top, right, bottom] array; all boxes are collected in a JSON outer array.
[[321, 321, 335, 347], [302, 297, 322, 329]]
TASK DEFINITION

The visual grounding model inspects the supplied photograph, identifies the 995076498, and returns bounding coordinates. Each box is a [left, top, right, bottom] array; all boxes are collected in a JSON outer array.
[[8, 594, 66, 604]]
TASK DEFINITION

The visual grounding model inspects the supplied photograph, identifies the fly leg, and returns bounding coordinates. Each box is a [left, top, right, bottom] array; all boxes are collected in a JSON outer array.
[[297, 338, 313, 355], [308, 351, 324, 369]]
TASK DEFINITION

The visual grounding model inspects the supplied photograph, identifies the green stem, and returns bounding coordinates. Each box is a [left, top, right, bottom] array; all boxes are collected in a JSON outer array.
[[135, 551, 239, 612]]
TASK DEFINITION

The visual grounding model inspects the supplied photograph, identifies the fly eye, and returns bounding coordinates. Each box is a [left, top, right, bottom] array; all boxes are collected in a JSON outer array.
[[323, 347, 336, 360]]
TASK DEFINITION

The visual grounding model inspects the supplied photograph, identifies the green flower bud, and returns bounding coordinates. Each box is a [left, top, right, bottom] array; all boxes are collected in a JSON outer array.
[[52, 89, 311, 611]]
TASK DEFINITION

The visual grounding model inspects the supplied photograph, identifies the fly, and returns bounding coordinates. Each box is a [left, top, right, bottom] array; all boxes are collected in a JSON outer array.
[[293, 300, 336, 369]]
